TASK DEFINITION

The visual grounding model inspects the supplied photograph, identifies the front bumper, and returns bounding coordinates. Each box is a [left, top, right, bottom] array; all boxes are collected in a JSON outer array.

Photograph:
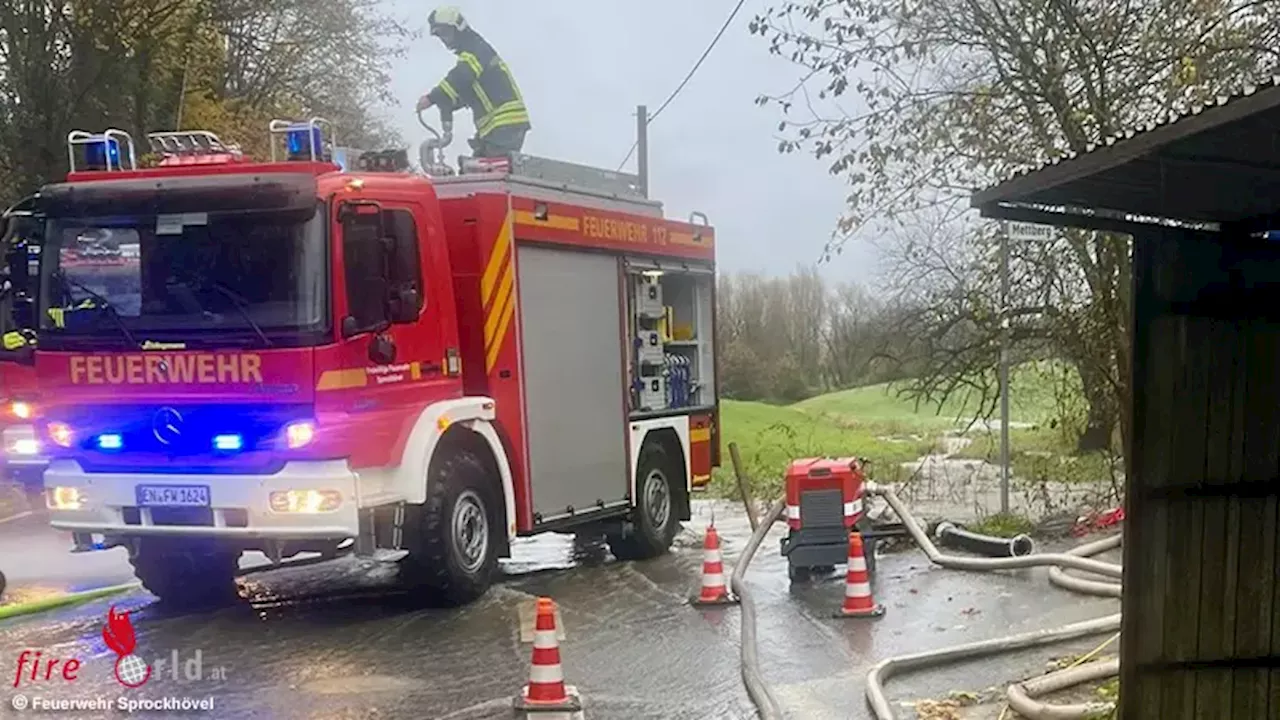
[[43, 459, 360, 540]]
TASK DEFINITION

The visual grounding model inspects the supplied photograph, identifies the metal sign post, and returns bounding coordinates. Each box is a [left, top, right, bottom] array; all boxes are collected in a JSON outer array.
[[999, 221, 1054, 514]]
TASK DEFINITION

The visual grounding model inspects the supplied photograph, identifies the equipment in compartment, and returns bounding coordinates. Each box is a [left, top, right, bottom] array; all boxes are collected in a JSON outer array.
[[636, 329, 665, 364], [665, 353, 695, 408], [637, 374, 668, 411], [634, 274, 664, 319], [628, 266, 710, 414]]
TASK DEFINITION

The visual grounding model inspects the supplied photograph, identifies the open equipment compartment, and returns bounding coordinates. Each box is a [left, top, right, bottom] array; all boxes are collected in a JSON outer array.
[[625, 257, 716, 417]]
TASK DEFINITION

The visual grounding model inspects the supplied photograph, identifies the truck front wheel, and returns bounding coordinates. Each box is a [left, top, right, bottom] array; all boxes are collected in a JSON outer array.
[[128, 541, 240, 609], [400, 449, 501, 606], [608, 441, 682, 561]]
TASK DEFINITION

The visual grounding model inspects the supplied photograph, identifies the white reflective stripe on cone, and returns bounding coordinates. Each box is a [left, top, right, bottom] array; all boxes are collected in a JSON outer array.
[[529, 664, 564, 684], [533, 630, 559, 650], [786, 505, 801, 519], [703, 548, 723, 563], [846, 581, 872, 597], [848, 556, 867, 572], [701, 573, 725, 587]]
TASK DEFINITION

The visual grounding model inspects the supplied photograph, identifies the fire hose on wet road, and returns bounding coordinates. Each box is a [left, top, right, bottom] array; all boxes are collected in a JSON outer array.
[[730, 483, 1123, 720]]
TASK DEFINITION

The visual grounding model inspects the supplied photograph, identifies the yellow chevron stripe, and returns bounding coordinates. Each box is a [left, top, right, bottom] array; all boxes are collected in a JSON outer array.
[[484, 262, 513, 349], [486, 290, 517, 372], [481, 211, 513, 306]]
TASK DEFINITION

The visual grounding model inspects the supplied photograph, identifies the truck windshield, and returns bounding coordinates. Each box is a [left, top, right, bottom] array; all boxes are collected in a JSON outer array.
[[38, 205, 328, 348]]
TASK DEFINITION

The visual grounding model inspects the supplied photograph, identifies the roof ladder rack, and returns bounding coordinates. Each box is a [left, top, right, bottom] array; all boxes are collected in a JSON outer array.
[[147, 130, 240, 157], [459, 152, 646, 199]]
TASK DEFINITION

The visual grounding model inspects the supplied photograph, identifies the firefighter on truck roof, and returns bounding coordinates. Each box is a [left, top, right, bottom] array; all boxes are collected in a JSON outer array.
[[416, 6, 531, 158]]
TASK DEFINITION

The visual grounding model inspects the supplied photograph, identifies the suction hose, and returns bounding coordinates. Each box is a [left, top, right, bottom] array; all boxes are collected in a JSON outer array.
[[863, 483, 1124, 719], [1047, 533, 1122, 598], [1006, 658, 1120, 719], [730, 498, 787, 720], [935, 521, 1035, 558], [865, 613, 1122, 720], [868, 483, 1121, 579]]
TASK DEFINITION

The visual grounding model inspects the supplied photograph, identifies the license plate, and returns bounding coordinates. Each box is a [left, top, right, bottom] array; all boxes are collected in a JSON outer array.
[[136, 485, 210, 507]]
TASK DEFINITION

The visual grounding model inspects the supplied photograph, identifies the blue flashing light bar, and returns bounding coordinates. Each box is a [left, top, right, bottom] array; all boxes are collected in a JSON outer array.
[[286, 125, 324, 161], [213, 434, 244, 452], [84, 139, 122, 170], [96, 433, 123, 451]]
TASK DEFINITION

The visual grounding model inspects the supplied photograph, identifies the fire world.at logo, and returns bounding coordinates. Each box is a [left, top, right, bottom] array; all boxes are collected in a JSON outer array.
[[103, 606, 151, 688]]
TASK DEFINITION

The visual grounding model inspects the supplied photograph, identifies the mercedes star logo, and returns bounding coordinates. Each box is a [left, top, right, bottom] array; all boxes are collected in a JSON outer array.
[[152, 407, 184, 445]]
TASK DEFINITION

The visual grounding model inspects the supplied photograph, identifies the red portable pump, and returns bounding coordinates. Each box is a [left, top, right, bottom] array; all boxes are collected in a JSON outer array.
[[779, 456, 876, 582]]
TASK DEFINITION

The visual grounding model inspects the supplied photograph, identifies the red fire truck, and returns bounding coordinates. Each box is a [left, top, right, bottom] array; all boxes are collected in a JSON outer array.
[[14, 121, 721, 608], [0, 195, 46, 493]]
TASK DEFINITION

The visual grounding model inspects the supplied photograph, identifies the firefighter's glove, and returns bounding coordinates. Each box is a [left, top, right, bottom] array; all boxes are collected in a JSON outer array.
[[441, 120, 453, 145], [3, 330, 29, 351], [416, 94, 433, 112]]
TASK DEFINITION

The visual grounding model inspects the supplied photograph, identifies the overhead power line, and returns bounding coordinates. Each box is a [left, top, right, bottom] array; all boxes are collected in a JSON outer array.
[[617, 0, 748, 171]]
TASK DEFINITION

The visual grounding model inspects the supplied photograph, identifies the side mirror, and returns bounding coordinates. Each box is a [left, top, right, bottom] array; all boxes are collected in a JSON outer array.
[[368, 334, 396, 365], [389, 287, 419, 324]]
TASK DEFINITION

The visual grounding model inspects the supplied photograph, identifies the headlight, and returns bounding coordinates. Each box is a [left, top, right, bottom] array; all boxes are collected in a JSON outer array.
[[10, 401, 33, 420], [7, 438, 40, 456], [284, 421, 315, 449], [48, 486, 85, 510], [269, 489, 341, 513], [47, 422, 73, 448]]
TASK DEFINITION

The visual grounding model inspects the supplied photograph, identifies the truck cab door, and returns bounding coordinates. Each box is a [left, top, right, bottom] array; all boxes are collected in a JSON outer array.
[[329, 198, 458, 470]]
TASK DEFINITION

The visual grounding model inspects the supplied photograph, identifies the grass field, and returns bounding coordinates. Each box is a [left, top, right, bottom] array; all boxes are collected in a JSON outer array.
[[711, 360, 1115, 499]]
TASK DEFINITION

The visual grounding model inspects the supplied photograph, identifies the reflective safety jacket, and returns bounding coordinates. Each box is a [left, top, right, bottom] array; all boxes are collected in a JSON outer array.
[[426, 29, 530, 139]]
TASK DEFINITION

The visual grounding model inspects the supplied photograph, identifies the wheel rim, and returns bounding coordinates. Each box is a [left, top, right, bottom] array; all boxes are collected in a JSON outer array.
[[451, 490, 490, 574], [642, 468, 671, 529]]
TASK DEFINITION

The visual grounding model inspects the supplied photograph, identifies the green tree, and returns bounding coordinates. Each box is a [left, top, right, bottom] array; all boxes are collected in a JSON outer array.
[[0, 0, 410, 202], [750, 0, 1280, 454]]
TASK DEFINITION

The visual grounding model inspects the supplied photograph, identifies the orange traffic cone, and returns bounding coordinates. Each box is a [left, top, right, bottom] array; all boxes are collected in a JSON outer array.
[[835, 532, 884, 619], [514, 597, 582, 713], [690, 522, 738, 606]]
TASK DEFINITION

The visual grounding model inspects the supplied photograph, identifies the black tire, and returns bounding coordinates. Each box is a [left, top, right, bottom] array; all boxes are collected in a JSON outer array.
[[607, 441, 682, 561], [129, 542, 240, 609], [399, 450, 501, 606]]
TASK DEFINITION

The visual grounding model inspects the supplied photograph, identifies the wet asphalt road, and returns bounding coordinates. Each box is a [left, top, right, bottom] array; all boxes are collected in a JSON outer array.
[[0, 502, 1121, 719]]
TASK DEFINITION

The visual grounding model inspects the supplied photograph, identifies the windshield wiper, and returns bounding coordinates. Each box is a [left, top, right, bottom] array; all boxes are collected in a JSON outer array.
[[206, 283, 272, 348], [57, 275, 141, 349]]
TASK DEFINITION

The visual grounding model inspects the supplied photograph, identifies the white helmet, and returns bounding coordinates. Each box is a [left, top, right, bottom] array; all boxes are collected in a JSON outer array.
[[428, 7, 467, 34]]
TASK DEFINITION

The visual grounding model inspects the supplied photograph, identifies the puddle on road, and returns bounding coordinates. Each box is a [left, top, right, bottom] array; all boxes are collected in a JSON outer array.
[[298, 674, 423, 695]]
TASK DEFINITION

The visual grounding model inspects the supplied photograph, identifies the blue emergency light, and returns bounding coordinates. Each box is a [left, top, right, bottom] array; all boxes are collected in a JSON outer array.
[[96, 433, 123, 451], [213, 434, 244, 452], [83, 139, 122, 171], [285, 125, 325, 161]]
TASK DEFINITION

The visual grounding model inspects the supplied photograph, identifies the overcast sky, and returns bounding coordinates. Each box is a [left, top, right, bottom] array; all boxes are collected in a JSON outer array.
[[382, 0, 879, 283]]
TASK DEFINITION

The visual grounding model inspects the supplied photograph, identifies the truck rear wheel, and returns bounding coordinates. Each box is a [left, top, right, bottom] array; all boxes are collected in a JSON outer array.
[[399, 449, 501, 606], [608, 441, 681, 561], [128, 541, 240, 609]]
